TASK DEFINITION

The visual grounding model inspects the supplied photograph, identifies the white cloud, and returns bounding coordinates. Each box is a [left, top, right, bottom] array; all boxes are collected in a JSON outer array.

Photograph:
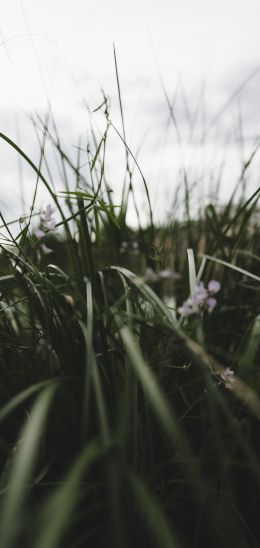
[[0, 0, 260, 225]]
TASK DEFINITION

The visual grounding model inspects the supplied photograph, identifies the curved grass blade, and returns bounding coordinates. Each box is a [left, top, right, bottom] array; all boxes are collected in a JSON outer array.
[[108, 266, 182, 334], [0, 380, 58, 425], [0, 132, 80, 275], [200, 254, 260, 282], [78, 319, 110, 447]]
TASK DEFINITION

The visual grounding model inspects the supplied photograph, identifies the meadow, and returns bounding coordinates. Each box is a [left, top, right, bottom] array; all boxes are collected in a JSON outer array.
[[0, 72, 260, 548]]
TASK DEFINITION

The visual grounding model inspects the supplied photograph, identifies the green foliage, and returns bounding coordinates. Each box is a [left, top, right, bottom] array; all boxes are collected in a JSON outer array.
[[0, 89, 260, 548]]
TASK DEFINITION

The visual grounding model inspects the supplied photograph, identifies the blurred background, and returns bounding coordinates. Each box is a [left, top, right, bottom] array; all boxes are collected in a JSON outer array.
[[1, 0, 260, 225]]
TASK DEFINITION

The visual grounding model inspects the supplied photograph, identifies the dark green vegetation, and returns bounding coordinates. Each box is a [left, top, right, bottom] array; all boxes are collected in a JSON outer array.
[[0, 92, 260, 548]]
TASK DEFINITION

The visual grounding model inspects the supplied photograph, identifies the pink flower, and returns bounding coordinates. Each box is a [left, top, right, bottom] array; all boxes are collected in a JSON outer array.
[[178, 279, 221, 318], [34, 203, 57, 258], [193, 282, 208, 305], [208, 280, 221, 294], [220, 367, 235, 389], [178, 299, 196, 317], [205, 297, 217, 312]]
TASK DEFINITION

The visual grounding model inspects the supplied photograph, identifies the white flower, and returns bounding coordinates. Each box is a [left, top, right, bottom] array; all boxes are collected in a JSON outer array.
[[34, 228, 45, 239], [220, 367, 235, 389], [39, 203, 57, 234], [40, 243, 53, 255], [158, 269, 181, 280], [42, 204, 56, 222], [143, 268, 159, 283], [34, 203, 57, 257]]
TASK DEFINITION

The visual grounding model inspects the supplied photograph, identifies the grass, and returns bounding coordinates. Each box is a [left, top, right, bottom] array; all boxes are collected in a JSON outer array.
[[0, 72, 260, 548]]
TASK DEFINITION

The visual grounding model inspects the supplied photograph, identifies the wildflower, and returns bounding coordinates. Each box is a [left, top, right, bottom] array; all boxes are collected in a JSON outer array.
[[143, 267, 159, 283], [120, 240, 140, 255], [34, 228, 46, 239], [41, 204, 56, 232], [178, 279, 221, 317], [143, 267, 181, 289], [178, 299, 197, 317], [206, 297, 217, 312], [34, 203, 57, 259], [208, 280, 221, 294], [35, 204, 57, 240], [131, 241, 139, 255], [119, 241, 128, 254], [158, 268, 181, 281], [193, 282, 208, 305], [40, 243, 53, 255], [220, 367, 235, 389], [42, 203, 56, 223]]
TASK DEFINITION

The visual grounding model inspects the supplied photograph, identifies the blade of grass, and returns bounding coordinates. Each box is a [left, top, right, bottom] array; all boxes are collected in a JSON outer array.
[[200, 254, 260, 282], [34, 439, 106, 548], [127, 470, 180, 548], [116, 317, 182, 447], [0, 380, 58, 425], [0, 384, 56, 548]]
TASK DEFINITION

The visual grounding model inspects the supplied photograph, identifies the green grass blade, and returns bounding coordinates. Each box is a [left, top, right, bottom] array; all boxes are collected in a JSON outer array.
[[0, 380, 58, 425], [116, 319, 180, 445], [34, 439, 106, 548], [200, 254, 260, 282], [0, 384, 56, 548], [128, 470, 180, 548]]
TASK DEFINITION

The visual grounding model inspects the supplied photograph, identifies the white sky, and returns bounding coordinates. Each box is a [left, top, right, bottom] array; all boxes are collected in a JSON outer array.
[[1, 0, 260, 224]]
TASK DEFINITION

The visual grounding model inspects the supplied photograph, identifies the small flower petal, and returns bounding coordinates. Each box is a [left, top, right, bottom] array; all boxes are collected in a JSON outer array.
[[208, 280, 221, 294], [40, 243, 53, 255], [143, 268, 159, 283], [34, 228, 45, 239], [158, 269, 181, 280], [44, 218, 56, 231], [206, 297, 217, 312], [44, 204, 56, 221], [178, 300, 196, 317], [221, 367, 235, 389], [193, 282, 208, 305]]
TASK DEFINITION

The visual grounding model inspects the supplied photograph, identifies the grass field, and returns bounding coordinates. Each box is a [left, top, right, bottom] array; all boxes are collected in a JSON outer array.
[[0, 75, 260, 548]]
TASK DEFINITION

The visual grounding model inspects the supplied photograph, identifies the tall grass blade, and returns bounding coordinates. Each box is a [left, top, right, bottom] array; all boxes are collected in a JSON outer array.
[[35, 439, 105, 548], [128, 470, 180, 548], [0, 384, 56, 548]]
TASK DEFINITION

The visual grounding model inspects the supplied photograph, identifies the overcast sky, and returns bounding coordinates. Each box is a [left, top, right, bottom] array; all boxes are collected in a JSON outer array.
[[1, 0, 260, 224]]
